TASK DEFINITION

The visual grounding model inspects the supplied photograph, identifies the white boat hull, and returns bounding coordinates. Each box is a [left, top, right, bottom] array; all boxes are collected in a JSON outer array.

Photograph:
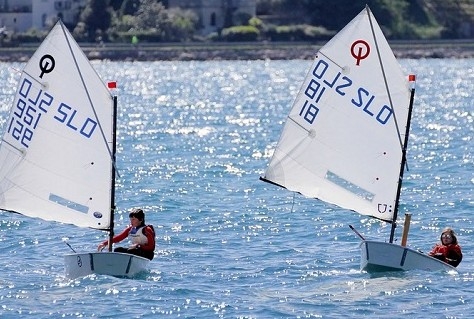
[[64, 252, 150, 279], [360, 240, 456, 272]]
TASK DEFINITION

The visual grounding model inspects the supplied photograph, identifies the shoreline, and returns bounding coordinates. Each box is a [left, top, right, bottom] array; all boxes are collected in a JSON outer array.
[[1, 41, 473, 62]]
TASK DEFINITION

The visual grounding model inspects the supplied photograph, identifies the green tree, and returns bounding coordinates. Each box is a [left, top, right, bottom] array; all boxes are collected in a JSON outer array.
[[166, 8, 199, 41], [78, 0, 113, 41], [300, 0, 366, 30], [133, 0, 169, 31], [260, 0, 436, 39], [369, 0, 410, 37], [110, 0, 141, 16]]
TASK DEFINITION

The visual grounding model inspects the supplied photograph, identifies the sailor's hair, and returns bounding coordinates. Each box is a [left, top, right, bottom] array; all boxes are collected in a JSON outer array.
[[129, 208, 145, 223], [440, 227, 458, 244]]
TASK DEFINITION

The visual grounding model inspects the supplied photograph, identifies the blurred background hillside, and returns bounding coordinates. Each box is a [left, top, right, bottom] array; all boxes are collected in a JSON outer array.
[[1, 0, 473, 46]]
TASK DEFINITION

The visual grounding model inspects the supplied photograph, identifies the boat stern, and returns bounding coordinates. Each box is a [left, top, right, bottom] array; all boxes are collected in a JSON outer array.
[[359, 240, 456, 272], [64, 252, 150, 279]]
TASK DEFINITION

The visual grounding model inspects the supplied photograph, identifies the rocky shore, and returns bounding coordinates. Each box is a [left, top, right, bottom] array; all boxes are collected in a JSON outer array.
[[0, 41, 473, 62]]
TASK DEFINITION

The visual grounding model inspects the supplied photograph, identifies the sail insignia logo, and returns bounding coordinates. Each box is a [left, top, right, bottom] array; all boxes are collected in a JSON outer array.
[[39, 54, 55, 78], [350, 40, 371, 65], [93, 212, 103, 219]]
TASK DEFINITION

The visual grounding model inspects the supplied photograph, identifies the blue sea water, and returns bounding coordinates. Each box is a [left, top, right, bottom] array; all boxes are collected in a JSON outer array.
[[0, 58, 472, 318]]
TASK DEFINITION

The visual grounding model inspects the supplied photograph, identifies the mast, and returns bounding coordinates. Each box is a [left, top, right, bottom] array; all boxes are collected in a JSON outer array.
[[389, 78, 416, 243], [108, 95, 118, 251], [367, 4, 416, 241]]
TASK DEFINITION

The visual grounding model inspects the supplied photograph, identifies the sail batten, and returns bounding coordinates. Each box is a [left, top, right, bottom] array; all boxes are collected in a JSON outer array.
[[0, 20, 114, 230], [262, 6, 412, 223]]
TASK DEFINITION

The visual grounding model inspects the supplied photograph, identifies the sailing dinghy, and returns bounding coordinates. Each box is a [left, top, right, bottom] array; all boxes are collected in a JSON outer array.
[[260, 6, 455, 272], [0, 20, 149, 278]]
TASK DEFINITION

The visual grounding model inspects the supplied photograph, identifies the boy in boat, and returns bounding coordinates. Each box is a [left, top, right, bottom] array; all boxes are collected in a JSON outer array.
[[428, 227, 462, 267], [97, 208, 155, 260]]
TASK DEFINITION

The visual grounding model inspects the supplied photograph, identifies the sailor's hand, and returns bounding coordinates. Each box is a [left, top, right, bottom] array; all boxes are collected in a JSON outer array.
[[432, 253, 445, 261], [97, 243, 107, 251]]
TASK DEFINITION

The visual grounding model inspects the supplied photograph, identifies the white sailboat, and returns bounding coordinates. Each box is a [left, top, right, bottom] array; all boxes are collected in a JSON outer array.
[[260, 6, 455, 272], [0, 20, 150, 278]]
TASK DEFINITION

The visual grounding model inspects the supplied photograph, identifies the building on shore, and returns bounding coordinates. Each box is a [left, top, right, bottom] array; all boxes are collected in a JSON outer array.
[[0, 0, 256, 36], [0, 0, 85, 32]]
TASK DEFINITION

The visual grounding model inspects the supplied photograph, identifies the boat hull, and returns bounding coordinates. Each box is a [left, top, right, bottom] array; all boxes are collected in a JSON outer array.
[[360, 240, 456, 272], [64, 252, 150, 279]]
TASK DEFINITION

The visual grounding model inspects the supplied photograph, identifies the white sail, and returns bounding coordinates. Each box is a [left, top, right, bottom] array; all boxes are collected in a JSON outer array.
[[262, 7, 412, 222], [0, 21, 114, 229]]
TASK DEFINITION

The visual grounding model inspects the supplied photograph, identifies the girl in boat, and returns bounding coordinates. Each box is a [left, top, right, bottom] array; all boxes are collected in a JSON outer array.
[[428, 227, 462, 267], [97, 208, 155, 260]]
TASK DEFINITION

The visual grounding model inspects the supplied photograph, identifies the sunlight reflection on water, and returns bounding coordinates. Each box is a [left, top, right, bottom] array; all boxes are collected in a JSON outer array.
[[0, 59, 472, 318]]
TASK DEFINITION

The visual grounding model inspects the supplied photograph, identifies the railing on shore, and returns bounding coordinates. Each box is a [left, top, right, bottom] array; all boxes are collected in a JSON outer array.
[[9, 38, 474, 49], [1, 39, 473, 61]]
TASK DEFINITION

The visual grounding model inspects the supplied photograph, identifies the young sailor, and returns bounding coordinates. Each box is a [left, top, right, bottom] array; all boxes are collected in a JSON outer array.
[[428, 227, 462, 267], [98, 208, 155, 260]]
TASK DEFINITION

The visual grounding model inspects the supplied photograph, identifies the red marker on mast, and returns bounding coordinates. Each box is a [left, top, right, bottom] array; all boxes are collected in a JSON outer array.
[[408, 74, 416, 90]]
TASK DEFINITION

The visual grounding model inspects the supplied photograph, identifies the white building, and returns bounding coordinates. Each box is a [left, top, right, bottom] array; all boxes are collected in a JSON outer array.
[[0, 0, 85, 32], [168, 0, 256, 35], [0, 0, 258, 35]]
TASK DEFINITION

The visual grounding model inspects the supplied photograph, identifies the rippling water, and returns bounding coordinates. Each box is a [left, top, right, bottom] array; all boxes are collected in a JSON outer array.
[[0, 59, 473, 318]]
